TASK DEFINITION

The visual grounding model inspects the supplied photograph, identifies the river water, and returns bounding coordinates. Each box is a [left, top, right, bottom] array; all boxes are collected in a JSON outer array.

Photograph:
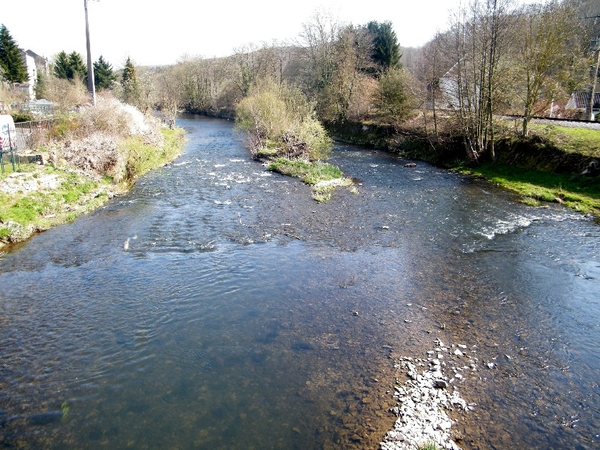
[[1, 115, 598, 449]]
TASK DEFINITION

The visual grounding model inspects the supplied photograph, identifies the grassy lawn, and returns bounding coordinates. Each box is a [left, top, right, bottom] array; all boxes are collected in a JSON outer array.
[[526, 123, 600, 157]]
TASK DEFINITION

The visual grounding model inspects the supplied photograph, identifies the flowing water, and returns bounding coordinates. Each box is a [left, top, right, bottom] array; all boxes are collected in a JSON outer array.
[[0, 115, 598, 449]]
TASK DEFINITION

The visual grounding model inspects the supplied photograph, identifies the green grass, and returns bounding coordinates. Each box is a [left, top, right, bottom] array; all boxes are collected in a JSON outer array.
[[0, 167, 110, 244], [267, 158, 351, 202], [267, 158, 343, 185], [124, 127, 185, 183], [524, 123, 600, 158], [456, 162, 600, 215], [0, 128, 185, 247], [417, 442, 440, 450]]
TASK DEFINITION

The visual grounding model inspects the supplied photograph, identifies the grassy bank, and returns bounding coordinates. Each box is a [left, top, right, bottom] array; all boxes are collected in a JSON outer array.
[[329, 118, 600, 216], [267, 158, 353, 202], [525, 123, 600, 157], [0, 127, 185, 249], [123, 127, 184, 183], [454, 122, 600, 216], [455, 162, 600, 215]]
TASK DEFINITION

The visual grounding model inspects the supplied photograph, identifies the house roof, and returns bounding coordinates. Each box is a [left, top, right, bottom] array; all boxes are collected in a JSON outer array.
[[566, 92, 600, 110], [21, 49, 47, 66]]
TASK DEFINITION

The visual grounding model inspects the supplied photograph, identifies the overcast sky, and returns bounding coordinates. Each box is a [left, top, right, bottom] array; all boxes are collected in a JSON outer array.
[[3, 0, 539, 68]]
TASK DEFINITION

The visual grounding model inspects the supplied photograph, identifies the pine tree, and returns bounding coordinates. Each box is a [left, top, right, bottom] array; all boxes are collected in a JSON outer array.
[[93, 55, 116, 90], [35, 70, 47, 99], [68, 51, 87, 82], [0, 24, 28, 83], [121, 57, 140, 105], [53, 51, 87, 82], [53, 51, 70, 79], [367, 21, 401, 72]]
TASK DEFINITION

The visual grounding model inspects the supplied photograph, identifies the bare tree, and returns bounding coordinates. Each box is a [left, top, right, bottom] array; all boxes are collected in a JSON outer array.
[[300, 10, 380, 122], [155, 66, 183, 129], [511, 1, 581, 135], [300, 9, 343, 119], [446, 0, 515, 161], [326, 24, 374, 121], [136, 67, 158, 115], [414, 32, 455, 138]]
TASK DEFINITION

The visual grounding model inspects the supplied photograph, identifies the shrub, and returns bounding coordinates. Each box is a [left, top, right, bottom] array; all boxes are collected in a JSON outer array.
[[76, 94, 164, 146], [235, 79, 332, 161], [44, 76, 89, 113], [373, 68, 413, 124], [49, 115, 81, 140], [11, 112, 34, 122], [50, 95, 165, 181], [60, 132, 123, 179]]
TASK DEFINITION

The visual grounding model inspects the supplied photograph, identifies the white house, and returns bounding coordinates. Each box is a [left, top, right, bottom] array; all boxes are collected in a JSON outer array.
[[16, 50, 48, 100]]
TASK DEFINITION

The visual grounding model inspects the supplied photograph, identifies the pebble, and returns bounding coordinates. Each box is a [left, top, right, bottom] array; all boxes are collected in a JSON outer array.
[[434, 379, 449, 389], [381, 340, 476, 450], [0, 171, 60, 194]]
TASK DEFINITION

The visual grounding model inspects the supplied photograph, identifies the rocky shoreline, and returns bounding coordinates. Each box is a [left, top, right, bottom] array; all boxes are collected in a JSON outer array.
[[381, 339, 478, 450]]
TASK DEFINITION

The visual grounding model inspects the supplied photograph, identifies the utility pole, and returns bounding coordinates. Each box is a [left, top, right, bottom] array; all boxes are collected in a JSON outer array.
[[84, 0, 96, 106], [589, 41, 600, 121], [583, 15, 600, 121]]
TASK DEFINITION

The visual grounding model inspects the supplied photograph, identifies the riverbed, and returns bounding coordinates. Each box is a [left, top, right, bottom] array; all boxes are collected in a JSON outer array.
[[0, 115, 598, 449]]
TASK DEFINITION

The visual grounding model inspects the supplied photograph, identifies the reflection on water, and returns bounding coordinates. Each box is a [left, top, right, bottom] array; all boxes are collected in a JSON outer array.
[[0, 115, 598, 449]]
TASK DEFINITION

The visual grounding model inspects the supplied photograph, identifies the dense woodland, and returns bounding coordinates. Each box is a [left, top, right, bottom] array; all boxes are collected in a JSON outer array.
[[2, 0, 600, 163]]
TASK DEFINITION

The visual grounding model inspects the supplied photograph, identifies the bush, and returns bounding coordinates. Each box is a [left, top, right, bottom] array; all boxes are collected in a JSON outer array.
[[44, 76, 89, 113], [235, 79, 332, 161], [75, 94, 164, 146], [60, 133, 123, 179], [49, 115, 81, 140], [11, 112, 34, 122], [50, 95, 165, 181], [373, 68, 413, 124]]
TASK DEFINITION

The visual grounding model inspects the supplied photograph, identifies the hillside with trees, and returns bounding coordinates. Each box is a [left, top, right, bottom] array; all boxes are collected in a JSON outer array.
[[123, 0, 597, 161], [0, 0, 599, 213]]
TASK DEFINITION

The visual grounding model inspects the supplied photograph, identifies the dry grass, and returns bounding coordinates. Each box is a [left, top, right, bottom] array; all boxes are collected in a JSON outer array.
[[49, 94, 165, 182]]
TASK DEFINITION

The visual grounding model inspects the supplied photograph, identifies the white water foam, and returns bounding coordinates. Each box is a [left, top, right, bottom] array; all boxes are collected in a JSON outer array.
[[477, 214, 535, 240]]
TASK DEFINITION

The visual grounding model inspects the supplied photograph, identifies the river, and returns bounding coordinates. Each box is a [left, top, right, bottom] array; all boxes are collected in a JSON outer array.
[[0, 115, 598, 449]]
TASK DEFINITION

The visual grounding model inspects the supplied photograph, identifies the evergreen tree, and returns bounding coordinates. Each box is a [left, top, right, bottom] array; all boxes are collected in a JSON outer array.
[[68, 51, 87, 82], [0, 24, 28, 83], [121, 57, 140, 105], [53, 51, 87, 82], [93, 55, 116, 90], [35, 70, 47, 99], [367, 21, 401, 72], [53, 51, 70, 79]]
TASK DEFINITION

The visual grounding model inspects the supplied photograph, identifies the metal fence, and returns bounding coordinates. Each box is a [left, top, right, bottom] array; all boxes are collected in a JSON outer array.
[[14, 119, 55, 150], [1, 119, 54, 172]]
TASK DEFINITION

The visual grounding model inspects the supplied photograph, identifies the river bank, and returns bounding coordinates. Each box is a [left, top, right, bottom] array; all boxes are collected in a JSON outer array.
[[0, 102, 185, 250], [326, 118, 600, 217]]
